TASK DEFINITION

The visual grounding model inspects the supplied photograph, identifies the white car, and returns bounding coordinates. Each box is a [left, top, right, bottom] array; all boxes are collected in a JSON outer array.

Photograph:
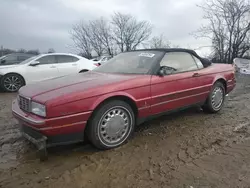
[[91, 56, 112, 65], [0, 53, 97, 92]]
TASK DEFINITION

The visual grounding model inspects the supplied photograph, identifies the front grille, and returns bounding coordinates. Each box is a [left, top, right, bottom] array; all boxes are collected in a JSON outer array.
[[19, 95, 30, 112]]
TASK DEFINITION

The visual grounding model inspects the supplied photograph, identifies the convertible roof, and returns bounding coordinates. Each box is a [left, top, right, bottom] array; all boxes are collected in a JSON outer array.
[[132, 48, 198, 56], [130, 48, 212, 67]]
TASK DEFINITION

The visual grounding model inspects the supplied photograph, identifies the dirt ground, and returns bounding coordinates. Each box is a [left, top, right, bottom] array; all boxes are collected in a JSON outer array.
[[1, 74, 250, 188]]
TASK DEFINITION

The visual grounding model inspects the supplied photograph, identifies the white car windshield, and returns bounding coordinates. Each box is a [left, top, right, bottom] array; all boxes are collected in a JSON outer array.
[[19, 55, 39, 64], [93, 51, 163, 74]]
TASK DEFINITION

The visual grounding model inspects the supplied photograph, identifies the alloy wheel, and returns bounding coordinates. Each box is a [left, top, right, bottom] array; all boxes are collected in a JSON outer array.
[[3, 75, 22, 92]]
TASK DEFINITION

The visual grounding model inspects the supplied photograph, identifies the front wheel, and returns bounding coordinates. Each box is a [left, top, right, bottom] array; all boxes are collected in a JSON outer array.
[[87, 100, 135, 149], [0, 73, 25, 92], [202, 82, 225, 113]]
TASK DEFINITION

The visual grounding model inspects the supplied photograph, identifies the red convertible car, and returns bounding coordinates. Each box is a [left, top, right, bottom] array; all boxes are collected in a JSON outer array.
[[12, 48, 236, 160]]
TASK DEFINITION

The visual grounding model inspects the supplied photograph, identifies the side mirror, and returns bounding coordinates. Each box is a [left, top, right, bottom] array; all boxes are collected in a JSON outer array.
[[30, 61, 40, 66], [158, 66, 176, 76], [158, 67, 165, 77]]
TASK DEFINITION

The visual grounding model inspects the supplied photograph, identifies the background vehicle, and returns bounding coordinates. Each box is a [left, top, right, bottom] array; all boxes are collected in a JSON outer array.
[[92, 56, 112, 66], [233, 58, 250, 74], [12, 48, 236, 160], [0, 53, 97, 92], [0, 53, 35, 66]]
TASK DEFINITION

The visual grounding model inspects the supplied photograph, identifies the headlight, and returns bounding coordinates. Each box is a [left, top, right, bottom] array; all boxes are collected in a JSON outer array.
[[31, 101, 46, 117]]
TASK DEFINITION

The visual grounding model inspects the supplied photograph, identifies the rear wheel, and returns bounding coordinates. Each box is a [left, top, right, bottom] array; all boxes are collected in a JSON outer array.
[[202, 82, 225, 113], [87, 100, 135, 149], [0, 73, 25, 92]]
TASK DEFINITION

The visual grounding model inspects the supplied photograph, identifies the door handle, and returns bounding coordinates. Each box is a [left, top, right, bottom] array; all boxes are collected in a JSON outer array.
[[192, 73, 200, 77], [72, 64, 77, 66], [50, 66, 56, 68]]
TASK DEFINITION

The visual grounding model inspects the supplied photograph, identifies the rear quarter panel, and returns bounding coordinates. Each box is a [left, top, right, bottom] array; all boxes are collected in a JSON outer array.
[[198, 63, 235, 92]]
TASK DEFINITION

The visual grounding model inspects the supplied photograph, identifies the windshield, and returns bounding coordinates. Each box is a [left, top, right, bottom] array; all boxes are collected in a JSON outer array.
[[19, 55, 38, 64], [93, 51, 163, 74]]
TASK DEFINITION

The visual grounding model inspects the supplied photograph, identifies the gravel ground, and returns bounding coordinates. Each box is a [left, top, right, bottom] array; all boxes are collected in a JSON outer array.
[[1, 74, 250, 188]]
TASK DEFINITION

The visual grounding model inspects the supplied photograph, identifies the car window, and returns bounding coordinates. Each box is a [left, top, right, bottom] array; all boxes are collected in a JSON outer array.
[[192, 56, 204, 69], [57, 55, 79, 63], [160, 52, 198, 75], [5, 55, 18, 61], [18, 56, 29, 61], [19, 56, 38, 64], [72, 56, 79, 62], [37, 55, 57, 64]]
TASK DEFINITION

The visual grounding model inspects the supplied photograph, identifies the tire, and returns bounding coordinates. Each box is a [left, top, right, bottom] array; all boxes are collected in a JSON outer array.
[[202, 81, 226, 113], [0, 73, 25, 92], [87, 100, 135, 150]]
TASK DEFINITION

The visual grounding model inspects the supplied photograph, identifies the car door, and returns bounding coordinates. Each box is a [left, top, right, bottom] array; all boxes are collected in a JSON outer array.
[[24, 55, 59, 84], [150, 52, 207, 115], [56, 55, 79, 76]]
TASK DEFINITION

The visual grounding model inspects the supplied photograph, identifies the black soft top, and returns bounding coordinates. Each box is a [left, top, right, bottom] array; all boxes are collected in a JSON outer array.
[[130, 48, 212, 68]]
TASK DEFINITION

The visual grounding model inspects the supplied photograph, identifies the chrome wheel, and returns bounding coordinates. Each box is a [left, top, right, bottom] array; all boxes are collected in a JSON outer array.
[[97, 106, 132, 147], [3, 75, 22, 92], [211, 86, 224, 110]]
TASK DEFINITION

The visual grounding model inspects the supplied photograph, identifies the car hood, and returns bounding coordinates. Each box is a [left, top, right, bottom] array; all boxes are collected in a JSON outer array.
[[19, 71, 148, 104]]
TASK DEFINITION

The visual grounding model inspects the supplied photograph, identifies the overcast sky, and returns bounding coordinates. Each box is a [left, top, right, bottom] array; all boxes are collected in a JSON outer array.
[[0, 0, 211, 55]]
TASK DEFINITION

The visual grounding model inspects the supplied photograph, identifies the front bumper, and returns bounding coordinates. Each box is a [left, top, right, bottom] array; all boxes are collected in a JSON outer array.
[[21, 125, 47, 150], [12, 99, 92, 148]]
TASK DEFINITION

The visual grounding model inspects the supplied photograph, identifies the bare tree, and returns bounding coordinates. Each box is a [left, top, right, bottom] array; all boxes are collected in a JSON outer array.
[[70, 13, 152, 56], [148, 34, 171, 48], [195, 0, 250, 63], [71, 20, 107, 57], [27, 49, 40, 55], [0, 48, 40, 56], [111, 12, 152, 52], [90, 18, 115, 56], [70, 21, 93, 59], [18, 48, 27, 53], [244, 50, 250, 59], [88, 21, 104, 56]]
